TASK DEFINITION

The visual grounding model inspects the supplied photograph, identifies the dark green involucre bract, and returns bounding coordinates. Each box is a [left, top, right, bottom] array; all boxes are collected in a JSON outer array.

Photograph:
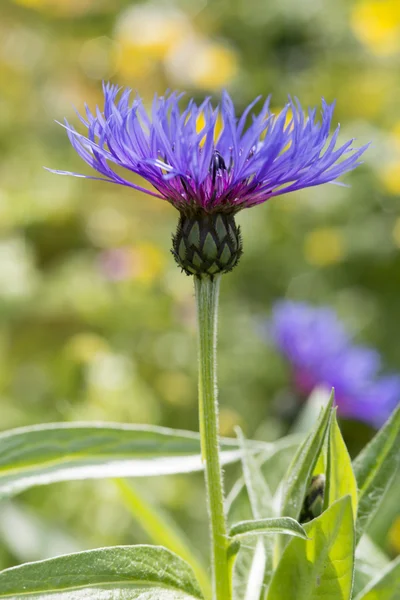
[[172, 213, 243, 277]]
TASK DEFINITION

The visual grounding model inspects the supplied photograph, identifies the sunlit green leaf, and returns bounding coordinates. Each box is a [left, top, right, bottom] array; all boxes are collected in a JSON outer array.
[[268, 496, 355, 600], [280, 393, 333, 521], [0, 545, 204, 599], [325, 410, 358, 518], [0, 422, 265, 500], [229, 516, 307, 540], [353, 404, 400, 543], [354, 555, 400, 600]]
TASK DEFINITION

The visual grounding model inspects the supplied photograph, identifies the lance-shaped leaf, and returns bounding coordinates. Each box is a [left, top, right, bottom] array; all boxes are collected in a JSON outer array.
[[0, 422, 266, 500], [0, 545, 204, 599], [354, 555, 400, 600], [242, 540, 267, 600], [268, 496, 355, 600], [353, 535, 390, 597], [353, 404, 400, 543], [325, 410, 358, 518], [226, 434, 301, 526], [229, 517, 307, 540], [234, 429, 273, 600], [280, 392, 333, 521]]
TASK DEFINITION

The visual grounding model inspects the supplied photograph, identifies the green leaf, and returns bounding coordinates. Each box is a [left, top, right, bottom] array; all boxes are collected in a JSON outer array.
[[0, 422, 265, 500], [236, 428, 273, 520], [241, 540, 267, 600], [115, 480, 211, 599], [226, 434, 301, 526], [267, 496, 355, 600], [228, 438, 302, 598], [0, 545, 204, 599], [354, 555, 400, 600], [280, 392, 333, 521], [229, 517, 308, 540], [353, 562, 379, 598], [353, 404, 400, 543], [234, 428, 273, 600], [353, 535, 391, 597], [325, 410, 358, 518]]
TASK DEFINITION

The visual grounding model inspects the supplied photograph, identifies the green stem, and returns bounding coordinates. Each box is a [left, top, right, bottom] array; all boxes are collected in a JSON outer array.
[[194, 275, 231, 600]]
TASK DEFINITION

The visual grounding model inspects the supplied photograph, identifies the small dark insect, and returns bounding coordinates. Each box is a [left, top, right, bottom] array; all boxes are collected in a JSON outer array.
[[210, 150, 227, 184], [300, 474, 326, 523]]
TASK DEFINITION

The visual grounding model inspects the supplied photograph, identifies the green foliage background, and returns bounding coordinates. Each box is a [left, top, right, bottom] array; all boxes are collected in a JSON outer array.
[[0, 0, 399, 571]]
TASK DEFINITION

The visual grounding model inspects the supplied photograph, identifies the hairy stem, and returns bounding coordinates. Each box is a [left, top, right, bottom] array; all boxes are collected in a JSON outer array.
[[194, 275, 231, 600]]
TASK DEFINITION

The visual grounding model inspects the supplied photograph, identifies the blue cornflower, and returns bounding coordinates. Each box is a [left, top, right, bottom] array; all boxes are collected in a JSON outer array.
[[268, 301, 400, 428], [50, 84, 368, 276]]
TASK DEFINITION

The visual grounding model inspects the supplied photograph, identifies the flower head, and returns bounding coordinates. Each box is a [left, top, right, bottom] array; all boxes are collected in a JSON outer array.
[[51, 84, 367, 213], [50, 84, 368, 275], [267, 300, 400, 428]]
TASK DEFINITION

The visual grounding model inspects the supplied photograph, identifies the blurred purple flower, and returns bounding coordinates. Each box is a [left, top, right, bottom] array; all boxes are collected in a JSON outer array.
[[49, 83, 368, 215], [268, 301, 400, 428]]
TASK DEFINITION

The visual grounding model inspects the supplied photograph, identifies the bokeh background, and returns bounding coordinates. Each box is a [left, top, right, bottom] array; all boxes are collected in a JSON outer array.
[[1, 0, 399, 572]]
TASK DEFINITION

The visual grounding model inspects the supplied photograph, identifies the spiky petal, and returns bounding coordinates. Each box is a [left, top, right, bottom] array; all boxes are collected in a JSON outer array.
[[49, 84, 368, 215]]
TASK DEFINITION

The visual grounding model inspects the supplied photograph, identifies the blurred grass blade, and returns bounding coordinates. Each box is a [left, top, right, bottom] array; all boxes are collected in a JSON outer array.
[[0, 422, 265, 500], [325, 410, 358, 518], [229, 516, 307, 540], [268, 496, 355, 600], [354, 555, 400, 600], [243, 540, 267, 600], [236, 428, 273, 600], [115, 479, 211, 599], [280, 392, 333, 521], [0, 501, 80, 563], [0, 545, 204, 598], [353, 404, 400, 543]]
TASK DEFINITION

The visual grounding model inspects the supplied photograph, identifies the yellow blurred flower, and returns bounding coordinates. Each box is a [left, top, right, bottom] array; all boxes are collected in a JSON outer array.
[[351, 0, 400, 56], [380, 161, 400, 195], [269, 105, 293, 129], [132, 242, 166, 284], [166, 36, 238, 90], [304, 227, 345, 266], [114, 4, 190, 79], [196, 111, 224, 145], [99, 242, 166, 285], [267, 106, 293, 150], [338, 71, 391, 119]]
